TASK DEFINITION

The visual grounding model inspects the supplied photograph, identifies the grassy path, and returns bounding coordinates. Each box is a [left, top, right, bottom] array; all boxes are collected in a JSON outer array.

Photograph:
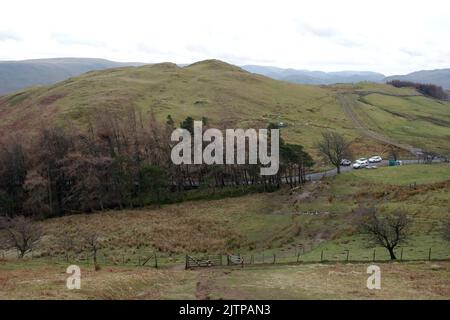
[[338, 93, 423, 155]]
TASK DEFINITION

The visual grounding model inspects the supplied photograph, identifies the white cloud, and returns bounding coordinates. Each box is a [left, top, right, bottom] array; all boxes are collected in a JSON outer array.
[[0, 31, 22, 42], [0, 0, 449, 74]]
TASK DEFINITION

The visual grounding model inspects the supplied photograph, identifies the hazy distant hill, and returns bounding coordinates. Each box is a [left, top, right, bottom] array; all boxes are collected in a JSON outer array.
[[242, 65, 386, 84], [385, 69, 450, 90], [0, 58, 143, 95]]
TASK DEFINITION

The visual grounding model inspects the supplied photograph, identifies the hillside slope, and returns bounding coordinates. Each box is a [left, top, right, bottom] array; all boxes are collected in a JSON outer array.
[[385, 69, 450, 90], [0, 58, 143, 95], [0, 60, 449, 158]]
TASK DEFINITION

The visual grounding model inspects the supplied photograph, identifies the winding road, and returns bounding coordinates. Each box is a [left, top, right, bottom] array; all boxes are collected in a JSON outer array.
[[304, 159, 436, 182]]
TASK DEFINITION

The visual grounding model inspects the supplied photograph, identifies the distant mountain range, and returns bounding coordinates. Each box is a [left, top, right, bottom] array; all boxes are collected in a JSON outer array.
[[243, 65, 450, 90], [0, 57, 449, 95], [0, 58, 143, 95], [242, 65, 386, 85]]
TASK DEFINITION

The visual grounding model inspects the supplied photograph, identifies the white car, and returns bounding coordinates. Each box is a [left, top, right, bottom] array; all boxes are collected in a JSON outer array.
[[369, 155, 382, 163], [340, 159, 352, 166], [352, 158, 369, 169]]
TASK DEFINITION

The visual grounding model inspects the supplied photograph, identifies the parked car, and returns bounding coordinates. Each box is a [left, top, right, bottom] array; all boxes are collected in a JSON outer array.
[[352, 158, 369, 169], [369, 155, 382, 163], [340, 159, 352, 166]]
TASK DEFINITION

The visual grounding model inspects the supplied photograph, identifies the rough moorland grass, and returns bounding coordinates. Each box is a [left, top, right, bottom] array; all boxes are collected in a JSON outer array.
[[206, 261, 450, 300], [0, 261, 448, 299], [0, 261, 197, 300]]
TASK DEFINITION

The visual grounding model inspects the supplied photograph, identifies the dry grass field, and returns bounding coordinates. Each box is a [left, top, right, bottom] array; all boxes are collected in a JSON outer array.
[[0, 260, 448, 299]]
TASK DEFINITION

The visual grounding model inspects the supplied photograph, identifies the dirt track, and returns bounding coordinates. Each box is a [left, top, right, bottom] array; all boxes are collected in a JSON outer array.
[[337, 93, 423, 155]]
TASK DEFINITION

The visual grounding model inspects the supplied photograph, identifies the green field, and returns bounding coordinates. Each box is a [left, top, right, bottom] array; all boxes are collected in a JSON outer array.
[[353, 93, 450, 155]]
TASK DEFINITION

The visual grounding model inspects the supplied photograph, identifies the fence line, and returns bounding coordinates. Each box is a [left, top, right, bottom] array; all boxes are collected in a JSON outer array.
[[4, 246, 449, 269]]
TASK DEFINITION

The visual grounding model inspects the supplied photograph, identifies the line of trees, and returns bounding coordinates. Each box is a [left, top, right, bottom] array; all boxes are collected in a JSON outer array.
[[387, 80, 448, 100], [0, 108, 314, 219], [0, 214, 102, 265]]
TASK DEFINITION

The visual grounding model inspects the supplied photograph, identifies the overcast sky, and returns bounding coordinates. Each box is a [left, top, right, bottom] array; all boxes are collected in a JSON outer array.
[[1, 0, 449, 75]]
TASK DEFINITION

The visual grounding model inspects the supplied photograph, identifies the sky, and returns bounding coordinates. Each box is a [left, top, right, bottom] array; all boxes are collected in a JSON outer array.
[[1, 0, 450, 75]]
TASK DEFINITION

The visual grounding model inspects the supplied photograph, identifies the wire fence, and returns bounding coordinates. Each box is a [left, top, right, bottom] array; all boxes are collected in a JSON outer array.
[[2, 245, 449, 269], [185, 247, 450, 269]]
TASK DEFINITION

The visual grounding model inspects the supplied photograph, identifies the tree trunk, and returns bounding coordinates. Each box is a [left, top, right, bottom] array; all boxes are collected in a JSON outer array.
[[388, 247, 397, 260], [336, 165, 341, 174]]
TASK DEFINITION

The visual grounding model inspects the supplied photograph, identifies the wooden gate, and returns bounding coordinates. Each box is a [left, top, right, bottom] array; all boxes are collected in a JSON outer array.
[[185, 254, 223, 269], [227, 254, 243, 266]]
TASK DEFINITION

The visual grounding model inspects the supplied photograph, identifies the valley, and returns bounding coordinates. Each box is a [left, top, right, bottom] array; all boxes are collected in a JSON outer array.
[[0, 164, 449, 299], [0, 59, 449, 300]]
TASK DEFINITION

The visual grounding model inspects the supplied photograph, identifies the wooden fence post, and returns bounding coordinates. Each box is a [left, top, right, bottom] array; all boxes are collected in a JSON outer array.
[[273, 254, 276, 264], [428, 248, 432, 261], [373, 249, 376, 262], [185, 254, 188, 270], [297, 252, 300, 263], [154, 252, 158, 268], [345, 250, 349, 262], [400, 248, 403, 261], [320, 250, 324, 262]]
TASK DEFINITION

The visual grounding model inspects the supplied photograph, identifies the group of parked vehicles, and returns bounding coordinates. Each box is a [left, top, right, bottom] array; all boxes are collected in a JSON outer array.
[[340, 155, 383, 169]]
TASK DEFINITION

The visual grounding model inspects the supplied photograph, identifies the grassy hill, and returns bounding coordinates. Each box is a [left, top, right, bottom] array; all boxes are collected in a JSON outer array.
[[331, 83, 450, 156], [0, 59, 449, 159], [1, 62, 449, 300], [0, 58, 143, 95]]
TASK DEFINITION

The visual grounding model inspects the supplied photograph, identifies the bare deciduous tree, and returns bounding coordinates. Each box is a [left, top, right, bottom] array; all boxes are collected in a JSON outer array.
[[317, 132, 352, 174], [358, 211, 410, 260], [58, 234, 76, 262], [0, 216, 42, 258], [83, 231, 101, 269]]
